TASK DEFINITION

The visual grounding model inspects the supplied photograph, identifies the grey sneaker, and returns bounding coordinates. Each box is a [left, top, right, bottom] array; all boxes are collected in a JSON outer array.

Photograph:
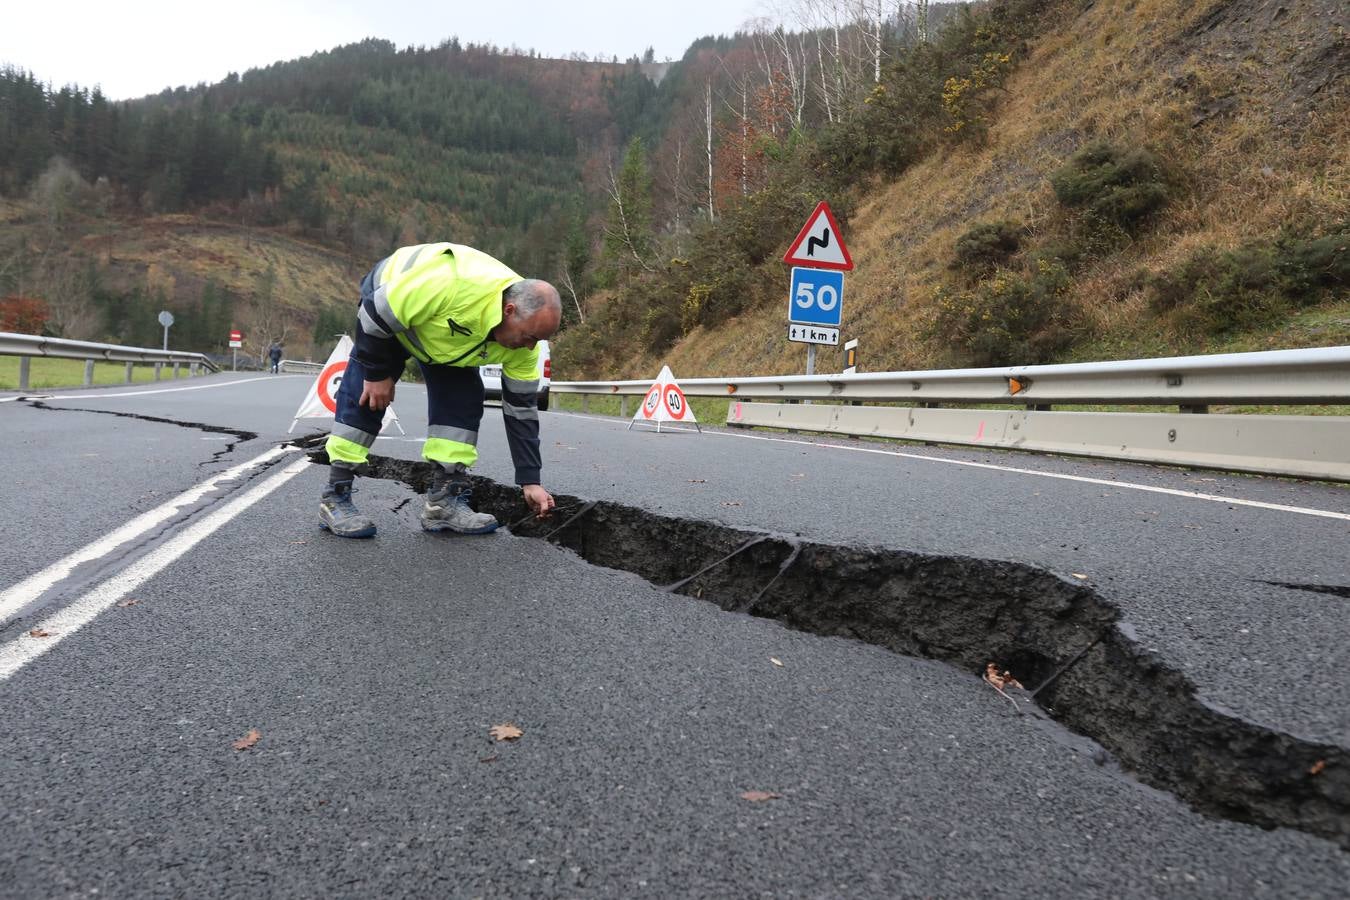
[[421, 482, 498, 534], [319, 481, 377, 538]]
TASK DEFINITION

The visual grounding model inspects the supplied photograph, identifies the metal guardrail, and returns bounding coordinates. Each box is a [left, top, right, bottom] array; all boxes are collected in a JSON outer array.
[[552, 347, 1350, 481], [280, 359, 324, 374], [553, 346, 1350, 407], [0, 332, 220, 390]]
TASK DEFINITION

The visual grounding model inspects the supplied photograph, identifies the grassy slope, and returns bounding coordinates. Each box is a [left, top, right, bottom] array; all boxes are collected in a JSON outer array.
[[4, 209, 360, 360], [618, 0, 1348, 381]]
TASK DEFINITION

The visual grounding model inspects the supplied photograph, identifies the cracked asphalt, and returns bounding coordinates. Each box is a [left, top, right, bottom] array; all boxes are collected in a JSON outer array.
[[0, 373, 1347, 897]]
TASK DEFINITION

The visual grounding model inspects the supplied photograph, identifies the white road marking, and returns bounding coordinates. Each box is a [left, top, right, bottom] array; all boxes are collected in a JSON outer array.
[[0, 456, 311, 681], [0, 446, 291, 623], [562, 412, 1350, 523], [15, 377, 279, 401]]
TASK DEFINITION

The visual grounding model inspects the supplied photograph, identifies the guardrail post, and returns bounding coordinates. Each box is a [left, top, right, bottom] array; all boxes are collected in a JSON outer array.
[[124, 362, 134, 384], [83, 359, 95, 387], [620, 396, 629, 418], [581, 395, 591, 413], [190, 363, 198, 377], [153, 363, 162, 381], [18, 357, 30, 390], [172, 362, 180, 379]]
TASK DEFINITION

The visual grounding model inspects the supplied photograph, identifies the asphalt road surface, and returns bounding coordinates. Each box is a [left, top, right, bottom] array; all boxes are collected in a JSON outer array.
[[1, 372, 1347, 898]]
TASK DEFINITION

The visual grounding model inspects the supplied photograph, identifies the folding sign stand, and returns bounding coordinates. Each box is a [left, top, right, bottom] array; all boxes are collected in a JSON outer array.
[[288, 335, 404, 435], [629, 365, 700, 433]]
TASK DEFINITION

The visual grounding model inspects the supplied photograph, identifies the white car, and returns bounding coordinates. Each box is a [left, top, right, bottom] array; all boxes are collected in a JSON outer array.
[[480, 339, 551, 411]]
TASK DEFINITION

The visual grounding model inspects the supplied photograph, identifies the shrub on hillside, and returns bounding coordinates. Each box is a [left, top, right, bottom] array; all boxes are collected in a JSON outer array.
[[1148, 227, 1348, 335], [1050, 142, 1168, 233], [952, 220, 1023, 273], [1148, 246, 1280, 334], [1273, 229, 1350, 298], [0, 296, 49, 333], [926, 259, 1074, 366]]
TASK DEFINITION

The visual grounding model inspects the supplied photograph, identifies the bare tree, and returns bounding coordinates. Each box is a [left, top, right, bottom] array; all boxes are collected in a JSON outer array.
[[602, 152, 656, 276], [243, 264, 292, 362], [557, 259, 585, 323], [706, 80, 716, 223], [37, 260, 101, 341]]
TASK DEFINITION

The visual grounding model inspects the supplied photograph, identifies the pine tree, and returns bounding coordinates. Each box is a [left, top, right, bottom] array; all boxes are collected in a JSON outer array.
[[601, 136, 655, 282]]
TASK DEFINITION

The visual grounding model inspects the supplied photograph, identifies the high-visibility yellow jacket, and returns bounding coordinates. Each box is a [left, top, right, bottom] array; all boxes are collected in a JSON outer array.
[[356, 242, 538, 381], [351, 242, 543, 484]]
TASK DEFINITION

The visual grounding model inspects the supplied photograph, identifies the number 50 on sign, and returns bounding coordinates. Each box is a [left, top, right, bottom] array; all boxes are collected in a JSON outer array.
[[788, 267, 844, 327]]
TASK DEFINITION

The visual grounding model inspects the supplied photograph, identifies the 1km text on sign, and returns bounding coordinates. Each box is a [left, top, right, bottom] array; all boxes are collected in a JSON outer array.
[[789, 324, 839, 346]]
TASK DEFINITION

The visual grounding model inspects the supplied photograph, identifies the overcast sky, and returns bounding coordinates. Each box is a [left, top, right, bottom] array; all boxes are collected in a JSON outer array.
[[2, 0, 762, 100]]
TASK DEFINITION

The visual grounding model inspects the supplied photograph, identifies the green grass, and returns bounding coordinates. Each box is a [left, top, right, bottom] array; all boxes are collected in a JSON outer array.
[[0, 357, 195, 390]]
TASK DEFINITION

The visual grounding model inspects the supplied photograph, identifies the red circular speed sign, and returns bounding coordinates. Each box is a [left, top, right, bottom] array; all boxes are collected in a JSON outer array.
[[316, 359, 348, 413], [641, 383, 662, 419], [662, 384, 688, 420]]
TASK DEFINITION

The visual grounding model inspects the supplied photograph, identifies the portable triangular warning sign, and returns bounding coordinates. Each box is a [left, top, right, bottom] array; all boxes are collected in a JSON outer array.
[[629, 365, 701, 433], [288, 335, 403, 434], [783, 200, 853, 270]]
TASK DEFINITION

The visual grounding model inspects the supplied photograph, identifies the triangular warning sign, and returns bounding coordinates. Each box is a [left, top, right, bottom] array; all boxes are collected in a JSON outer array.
[[287, 335, 403, 434], [628, 365, 701, 433], [783, 200, 853, 270]]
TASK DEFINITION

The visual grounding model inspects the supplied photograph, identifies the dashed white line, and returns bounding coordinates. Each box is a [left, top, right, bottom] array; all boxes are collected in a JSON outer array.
[[0, 446, 291, 623], [0, 456, 311, 681]]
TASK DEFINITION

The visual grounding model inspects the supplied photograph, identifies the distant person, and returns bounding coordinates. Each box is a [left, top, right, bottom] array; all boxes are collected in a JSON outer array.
[[268, 342, 283, 374], [319, 242, 561, 538]]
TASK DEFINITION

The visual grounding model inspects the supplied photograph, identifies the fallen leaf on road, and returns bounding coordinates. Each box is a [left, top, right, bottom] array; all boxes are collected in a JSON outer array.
[[1310, 759, 1326, 776], [28, 628, 52, 638], [1071, 573, 1088, 580], [490, 724, 523, 742], [479, 754, 500, 764], [117, 598, 141, 608], [289, 540, 308, 545], [770, 658, 784, 667], [984, 663, 1024, 692], [233, 729, 261, 751], [740, 791, 781, 802], [984, 663, 1026, 714], [688, 479, 707, 483], [722, 501, 743, 507]]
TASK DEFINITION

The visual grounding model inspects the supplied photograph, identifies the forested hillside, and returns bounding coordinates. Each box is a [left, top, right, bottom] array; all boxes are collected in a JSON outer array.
[[0, 37, 656, 360], [0, 0, 1345, 374], [558, 0, 1348, 379]]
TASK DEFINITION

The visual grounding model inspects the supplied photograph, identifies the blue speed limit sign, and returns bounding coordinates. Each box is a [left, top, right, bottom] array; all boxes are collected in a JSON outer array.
[[788, 267, 844, 327]]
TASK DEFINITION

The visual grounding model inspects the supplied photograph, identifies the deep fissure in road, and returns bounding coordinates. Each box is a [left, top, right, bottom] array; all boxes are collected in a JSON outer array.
[[325, 450, 1350, 852], [25, 401, 257, 467]]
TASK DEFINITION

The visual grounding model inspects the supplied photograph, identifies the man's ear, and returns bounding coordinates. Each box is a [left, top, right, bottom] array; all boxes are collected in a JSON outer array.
[[501, 301, 517, 321]]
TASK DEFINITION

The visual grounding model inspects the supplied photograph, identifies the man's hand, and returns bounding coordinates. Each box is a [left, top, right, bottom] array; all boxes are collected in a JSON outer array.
[[523, 484, 555, 518], [360, 377, 396, 411]]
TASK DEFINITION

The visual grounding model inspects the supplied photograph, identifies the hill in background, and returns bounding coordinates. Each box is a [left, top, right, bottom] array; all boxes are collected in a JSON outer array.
[[559, 0, 1348, 380]]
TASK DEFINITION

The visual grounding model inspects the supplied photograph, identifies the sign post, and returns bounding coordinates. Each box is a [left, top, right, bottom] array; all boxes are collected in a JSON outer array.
[[784, 200, 853, 385], [158, 310, 174, 351], [229, 329, 242, 372]]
